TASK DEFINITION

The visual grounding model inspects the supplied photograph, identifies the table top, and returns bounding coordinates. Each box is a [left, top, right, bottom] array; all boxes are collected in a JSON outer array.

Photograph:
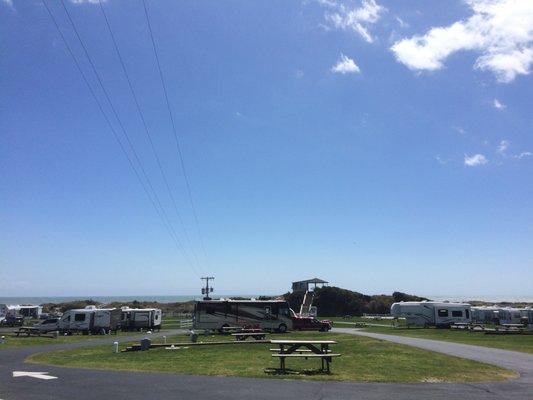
[[270, 340, 337, 345]]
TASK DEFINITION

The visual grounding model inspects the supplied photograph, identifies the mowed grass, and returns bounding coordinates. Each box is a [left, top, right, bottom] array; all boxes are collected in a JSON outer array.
[[0, 330, 148, 349], [27, 332, 516, 382], [361, 326, 533, 354]]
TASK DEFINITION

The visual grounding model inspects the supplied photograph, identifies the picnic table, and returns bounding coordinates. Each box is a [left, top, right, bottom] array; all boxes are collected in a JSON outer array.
[[270, 339, 340, 373], [231, 331, 268, 341], [13, 327, 42, 337]]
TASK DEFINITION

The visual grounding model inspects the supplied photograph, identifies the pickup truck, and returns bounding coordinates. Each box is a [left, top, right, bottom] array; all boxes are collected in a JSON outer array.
[[291, 316, 332, 331]]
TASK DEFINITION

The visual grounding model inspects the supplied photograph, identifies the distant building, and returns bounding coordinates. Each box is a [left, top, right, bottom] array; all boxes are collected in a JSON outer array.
[[292, 278, 328, 293]]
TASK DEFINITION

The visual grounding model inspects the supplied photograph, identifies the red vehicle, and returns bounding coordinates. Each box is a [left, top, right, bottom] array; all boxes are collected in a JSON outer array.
[[291, 316, 332, 331]]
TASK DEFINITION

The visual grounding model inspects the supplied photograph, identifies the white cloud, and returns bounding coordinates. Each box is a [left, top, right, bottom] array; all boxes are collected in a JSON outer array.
[[391, 0, 533, 83], [324, 0, 386, 43], [331, 54, 361, 74], [1, 0, 13, 7], [497, 139, 509, 154], [493, 98, 506, 109], [515, 151, 532, 159], [464, 153, 488, 166]]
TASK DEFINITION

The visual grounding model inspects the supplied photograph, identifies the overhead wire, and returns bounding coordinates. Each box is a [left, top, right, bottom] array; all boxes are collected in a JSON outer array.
[[141, 0, 212, 271], [42, 0, 201, 277], [97, 0, 204, 274]]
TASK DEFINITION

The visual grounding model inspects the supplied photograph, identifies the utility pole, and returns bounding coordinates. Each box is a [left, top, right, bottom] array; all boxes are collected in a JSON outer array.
[[201, 276, 214, 300]]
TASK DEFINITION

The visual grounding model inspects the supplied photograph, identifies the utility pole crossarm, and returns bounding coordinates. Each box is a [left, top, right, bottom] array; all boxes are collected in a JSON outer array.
[[201, 276, 214, 300]]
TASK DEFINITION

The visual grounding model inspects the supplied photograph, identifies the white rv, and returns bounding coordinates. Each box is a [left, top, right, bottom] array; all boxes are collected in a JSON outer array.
[[2, 304, 42, 319], [391, 301, 471, 328], [471, 306, 500, 324], [521, 308, 533, 326], [58, 307, 121, 334], [498, 308, 524, 324], [193, 300, 293, 332], [120, 308, 162, 331]]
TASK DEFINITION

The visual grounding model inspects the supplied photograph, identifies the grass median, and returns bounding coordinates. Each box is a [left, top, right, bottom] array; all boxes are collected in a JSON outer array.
[[358, 326, 533, 354], [27, 331, 516, 382], [0, 330, 154, 349]]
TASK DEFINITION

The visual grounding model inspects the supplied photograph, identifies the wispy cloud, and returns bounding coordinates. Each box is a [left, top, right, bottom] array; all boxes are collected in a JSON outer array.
[[514, 151, 532, 159], [295, 69, 304, 79], [493, 99, 506, 109], [331, 54, 361, 74], [497, 139, 509, 155], [324, 0, 386, 43], [435, 155, 449, 165], [464, 153, 488, 166], [391, 0, 533, 83], [1, 0, 13, 8]]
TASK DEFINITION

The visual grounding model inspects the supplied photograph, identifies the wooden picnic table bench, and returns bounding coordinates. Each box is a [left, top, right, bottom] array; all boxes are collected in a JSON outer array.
[[231, 332, 268, 341], [269, 339, 340, 373], [13, 327, 42, 337]]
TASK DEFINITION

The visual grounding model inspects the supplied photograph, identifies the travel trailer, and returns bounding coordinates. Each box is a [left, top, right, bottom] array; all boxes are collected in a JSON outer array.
[[120, 308, 162, 331], [391, 301, 471, 328], [57, 307, 122, 334], [193, 300, 293, 332], [521, 308, 533, 326], [498, 308, 524, 324], [1, 304, 42, 319], [471, 306, 500, 324]]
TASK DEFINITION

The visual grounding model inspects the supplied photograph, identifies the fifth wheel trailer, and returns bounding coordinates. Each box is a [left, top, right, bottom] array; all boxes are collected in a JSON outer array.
[[391, 301, 471, 327]]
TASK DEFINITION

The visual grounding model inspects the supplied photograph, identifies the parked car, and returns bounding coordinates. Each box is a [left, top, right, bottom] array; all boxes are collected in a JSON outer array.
[[292, 316, 332, 331], [2, 315, 24, 327], [34, 318, 60, 332]]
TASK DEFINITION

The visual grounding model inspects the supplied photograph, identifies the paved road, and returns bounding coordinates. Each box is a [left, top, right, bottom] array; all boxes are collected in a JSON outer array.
[[333, 327, 533, 378], [1, 329, 532, 400]]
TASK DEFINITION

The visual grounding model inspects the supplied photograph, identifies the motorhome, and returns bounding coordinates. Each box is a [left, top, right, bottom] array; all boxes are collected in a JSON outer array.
[[193, 299, 293, 332], [57, 307, 121, 334], [120, 308, 162, 331], [391, 301, 471, 328]]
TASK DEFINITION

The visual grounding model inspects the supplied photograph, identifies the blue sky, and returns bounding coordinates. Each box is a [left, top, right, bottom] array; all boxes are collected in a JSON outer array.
[[1, 0, 532, 297]]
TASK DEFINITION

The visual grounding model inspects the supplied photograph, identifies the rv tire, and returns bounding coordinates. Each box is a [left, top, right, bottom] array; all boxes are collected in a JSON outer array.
[[277, 323, 287, 333]]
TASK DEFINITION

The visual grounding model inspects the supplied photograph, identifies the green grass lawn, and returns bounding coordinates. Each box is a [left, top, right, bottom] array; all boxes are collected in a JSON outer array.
[[361, 326, 533, 354], [0, 330, 151, 349], [27, 331, 516, 382]]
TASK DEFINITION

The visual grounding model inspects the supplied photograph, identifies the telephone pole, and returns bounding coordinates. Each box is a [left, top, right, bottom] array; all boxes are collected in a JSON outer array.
[[201, 276, 214, 300]]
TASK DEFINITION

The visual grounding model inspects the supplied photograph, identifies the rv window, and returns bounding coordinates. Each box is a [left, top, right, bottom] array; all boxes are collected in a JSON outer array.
[[452, 310, 463, 317], [74, 313, 86, 322], [437, 309, 448, 317], [465, 309, 470, 319]]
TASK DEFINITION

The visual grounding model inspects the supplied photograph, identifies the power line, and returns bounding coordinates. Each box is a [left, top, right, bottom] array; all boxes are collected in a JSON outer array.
[[142, 0, 211, 271], [57, 0, 202, 276], [42, 0, 200, 277], [97, 0, 204, 274]]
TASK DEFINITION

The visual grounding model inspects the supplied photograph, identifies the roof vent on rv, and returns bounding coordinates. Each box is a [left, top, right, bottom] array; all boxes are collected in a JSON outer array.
[[85, 305, 97, 310]]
